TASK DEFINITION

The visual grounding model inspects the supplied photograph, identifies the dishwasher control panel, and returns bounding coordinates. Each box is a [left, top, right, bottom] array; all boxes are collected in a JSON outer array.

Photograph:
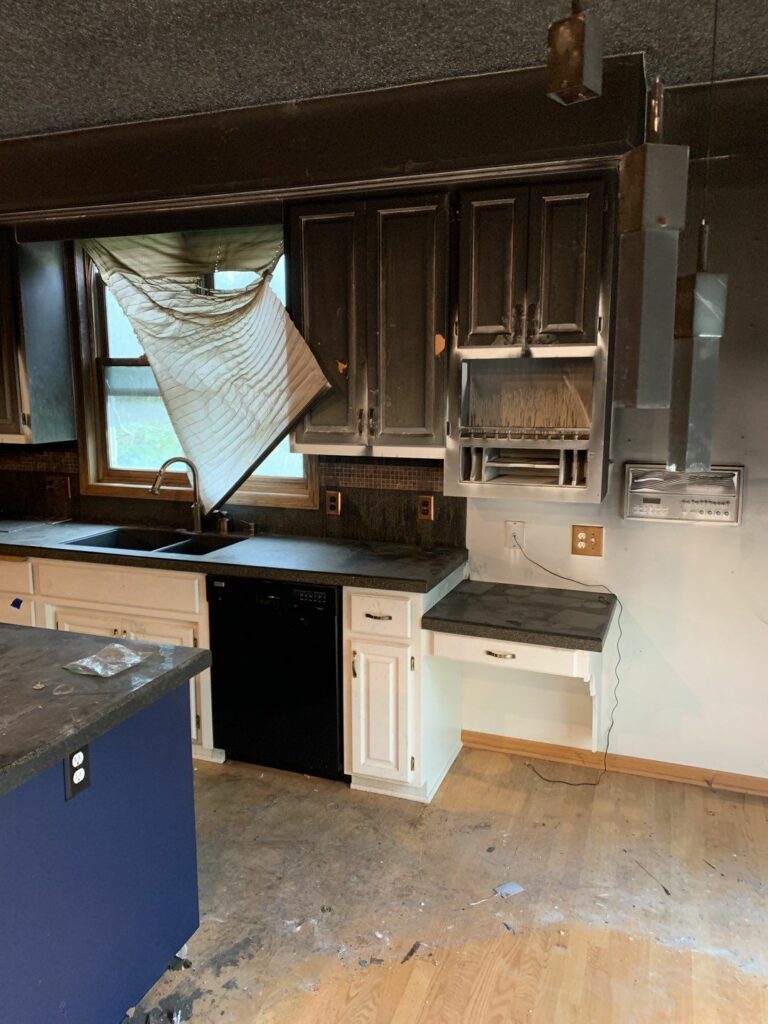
[[624, 465, 742, 525]]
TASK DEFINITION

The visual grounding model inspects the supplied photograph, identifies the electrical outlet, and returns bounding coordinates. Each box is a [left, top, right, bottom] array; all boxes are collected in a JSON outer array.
[[417, 495, 435, 521], [504, 521, 525, 549], [571, 525, 604, 556], [325, 490, 342, 516], [64, 745, 91, 800], [45, 474, 71, 499]]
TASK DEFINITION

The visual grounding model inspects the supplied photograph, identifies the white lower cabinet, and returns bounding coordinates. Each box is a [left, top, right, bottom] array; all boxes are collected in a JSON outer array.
[[29, 559, 220, 760], [344, 571, 465, 804], [351, 640, 412, 783]]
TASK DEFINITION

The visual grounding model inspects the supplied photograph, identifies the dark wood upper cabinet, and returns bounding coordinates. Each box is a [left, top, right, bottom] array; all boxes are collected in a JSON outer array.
[[367, 195, 448, 448], [0, 235, 76, 443], [0, 233, 22, 435], [526, 180, 605, 346], [459, 187, 529, 347], [458, 179, 605, 349], [289, 202, 368, 449]]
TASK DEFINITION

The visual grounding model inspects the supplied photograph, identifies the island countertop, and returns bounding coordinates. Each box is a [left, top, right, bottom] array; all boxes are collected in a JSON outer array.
[[422, 579, 618, 652], [0, 521, 468, 594], [0, 623, 211, 799]]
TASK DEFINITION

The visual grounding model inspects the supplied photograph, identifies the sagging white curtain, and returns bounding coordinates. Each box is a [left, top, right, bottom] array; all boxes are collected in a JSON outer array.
[[84, 227, 329, 512]]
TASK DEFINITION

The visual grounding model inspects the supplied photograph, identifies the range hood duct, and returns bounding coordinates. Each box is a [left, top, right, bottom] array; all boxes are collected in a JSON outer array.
[[667, 221, 728, 472], [614, 78, 689, 409]]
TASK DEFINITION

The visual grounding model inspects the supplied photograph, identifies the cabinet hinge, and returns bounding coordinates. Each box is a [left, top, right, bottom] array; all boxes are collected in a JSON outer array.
[[410, 755, 416, 771], [410, 656, 415, 671], [597, 315, 603, 333], [195, 714, 201, 732], [193, 637, 198, 647], [21, 411, 31, 428], [445, 420, 451, 437]]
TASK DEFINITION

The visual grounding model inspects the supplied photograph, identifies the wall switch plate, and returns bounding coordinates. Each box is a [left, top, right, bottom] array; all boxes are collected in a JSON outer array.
[[572, 524, 604, 556], [417, 495, 435, 521], [64, 745, 91, 800], [325, 490, 342, 516], [504, 521, 525, 549]]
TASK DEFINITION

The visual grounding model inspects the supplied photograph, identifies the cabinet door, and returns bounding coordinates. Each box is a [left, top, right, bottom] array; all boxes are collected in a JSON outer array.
[[526, 180, 605, 346], [458, 186, 529, 348], [54, 605, 119, 638], [350, 640, 411, 782], [124, 617, 200, 741], [0, 230, 21, 436], [367, 196, 449, 448], [290, 202, 368, 447]]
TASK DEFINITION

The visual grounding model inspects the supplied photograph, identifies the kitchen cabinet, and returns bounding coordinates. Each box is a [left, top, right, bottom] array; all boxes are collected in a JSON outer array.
[[0, 233, 76, 444], [459, 179, 605, 349], [31, 560, 213, 756], [290, 195, 449, 455], [343, 569, 465, 803], [350, 640, 412, 783], [0, 557, 35, 626]]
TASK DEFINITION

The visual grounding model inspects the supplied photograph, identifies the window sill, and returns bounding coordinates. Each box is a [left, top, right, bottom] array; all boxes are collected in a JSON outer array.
[[79, 477, 318, 510]]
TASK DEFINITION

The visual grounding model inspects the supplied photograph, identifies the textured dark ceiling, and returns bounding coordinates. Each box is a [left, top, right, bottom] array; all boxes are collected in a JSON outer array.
[[0, 0, 764, 140]]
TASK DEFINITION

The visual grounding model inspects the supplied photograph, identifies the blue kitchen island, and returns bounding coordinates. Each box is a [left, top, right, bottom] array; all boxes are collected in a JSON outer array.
[[0, 622, 211, 1024]]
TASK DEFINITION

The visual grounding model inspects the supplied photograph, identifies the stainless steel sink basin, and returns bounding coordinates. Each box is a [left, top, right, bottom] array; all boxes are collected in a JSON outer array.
[[66, 528, 187, 551], [66, 528, 243, 555]]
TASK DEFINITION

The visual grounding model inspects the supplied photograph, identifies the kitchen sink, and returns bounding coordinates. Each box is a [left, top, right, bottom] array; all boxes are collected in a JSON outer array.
[[66, 528, 187, 551], [66, 528, 243, 555], [159, 536, 242, 556]]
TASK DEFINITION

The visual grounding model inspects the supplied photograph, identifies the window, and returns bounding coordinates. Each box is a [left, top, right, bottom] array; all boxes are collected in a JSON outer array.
[[77, 249, 317, 508]]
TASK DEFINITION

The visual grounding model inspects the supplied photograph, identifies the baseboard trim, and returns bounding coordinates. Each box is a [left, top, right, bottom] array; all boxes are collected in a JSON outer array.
[[461, 731, 768, 799]]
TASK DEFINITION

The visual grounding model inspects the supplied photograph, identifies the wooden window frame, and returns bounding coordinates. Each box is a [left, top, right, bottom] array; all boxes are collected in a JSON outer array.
[[73, 248, 318, 510]]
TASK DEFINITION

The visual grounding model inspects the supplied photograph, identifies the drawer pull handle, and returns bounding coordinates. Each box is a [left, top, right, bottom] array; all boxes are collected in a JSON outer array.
[[352, 650, 358, 678], [365, 613, 393, 621], [485, 649, 516, 659]]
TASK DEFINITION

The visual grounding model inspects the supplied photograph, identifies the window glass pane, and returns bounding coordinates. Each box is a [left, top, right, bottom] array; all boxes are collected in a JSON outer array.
[[104, 287, 144, 358], [212, 269, 258, 291], [104, 365, 181, 470], [253, 435, 304, 479]]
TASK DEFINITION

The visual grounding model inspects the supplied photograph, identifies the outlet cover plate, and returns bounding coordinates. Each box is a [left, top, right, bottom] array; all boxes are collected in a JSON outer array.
[[504, 521, 525, 549], [571, 524, 604, 556], [325, 490, 342, 516]]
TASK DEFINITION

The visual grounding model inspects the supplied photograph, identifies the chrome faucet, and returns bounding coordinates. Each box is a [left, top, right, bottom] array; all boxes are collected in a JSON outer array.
[[149, 457, 203, 533]]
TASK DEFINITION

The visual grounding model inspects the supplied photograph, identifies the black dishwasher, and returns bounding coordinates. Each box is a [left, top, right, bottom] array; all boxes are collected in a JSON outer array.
[[207, 576, 345, 781]]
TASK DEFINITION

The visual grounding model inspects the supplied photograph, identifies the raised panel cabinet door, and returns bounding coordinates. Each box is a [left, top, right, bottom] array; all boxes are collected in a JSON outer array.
[[289, 201, 368, 446], [53, 605, 120, 638], [367, 195, 449, 447], [526, 179, 605, 346], [0, 230, 21, 435], [350, 640, 411, 782], [123, 617, 199, 741], [458, 186, 529, 348]]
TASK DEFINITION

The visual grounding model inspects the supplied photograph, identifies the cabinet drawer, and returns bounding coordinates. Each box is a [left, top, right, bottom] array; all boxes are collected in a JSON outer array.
[[349, 592, 413, 639], [429, 631, 587, 679], [0, 557, 34, 596], [0, 590, 35, 626], [35, 560, 203, 615]]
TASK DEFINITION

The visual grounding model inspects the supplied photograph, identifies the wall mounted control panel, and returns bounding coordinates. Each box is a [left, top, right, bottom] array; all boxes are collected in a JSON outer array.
[[624, 465, 743, 525]]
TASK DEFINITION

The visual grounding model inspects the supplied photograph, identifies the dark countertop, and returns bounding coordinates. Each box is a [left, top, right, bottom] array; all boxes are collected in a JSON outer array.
[[0, 521, 468, 594], [422, 579, 617, 652], [0, 623, 210, 799]]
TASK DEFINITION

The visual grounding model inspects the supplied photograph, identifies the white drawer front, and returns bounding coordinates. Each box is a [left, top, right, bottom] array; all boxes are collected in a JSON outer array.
[[0, 590, 35, 626], [35, 560, 202, 616], [430, 631, 585, 679], [350, 592, 413, 639], [0, 557, 34, 596]]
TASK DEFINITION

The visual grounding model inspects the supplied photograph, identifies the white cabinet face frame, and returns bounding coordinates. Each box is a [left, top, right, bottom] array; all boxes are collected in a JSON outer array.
[[350, 639, 413, 782]]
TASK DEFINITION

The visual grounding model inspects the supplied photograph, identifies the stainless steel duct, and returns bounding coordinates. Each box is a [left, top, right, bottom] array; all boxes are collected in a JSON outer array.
[[614, 78, 689, 409]]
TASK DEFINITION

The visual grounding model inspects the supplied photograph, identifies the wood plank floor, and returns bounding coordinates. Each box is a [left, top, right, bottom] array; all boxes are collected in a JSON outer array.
[[132, 748, 768, 1023]]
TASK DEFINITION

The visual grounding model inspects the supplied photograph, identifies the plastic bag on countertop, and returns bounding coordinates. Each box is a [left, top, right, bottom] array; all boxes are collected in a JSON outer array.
[[64, 643, 152, 678]]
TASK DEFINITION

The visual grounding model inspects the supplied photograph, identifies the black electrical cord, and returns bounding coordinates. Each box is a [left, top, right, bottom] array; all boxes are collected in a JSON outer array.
[[511, 532, 624, 788]]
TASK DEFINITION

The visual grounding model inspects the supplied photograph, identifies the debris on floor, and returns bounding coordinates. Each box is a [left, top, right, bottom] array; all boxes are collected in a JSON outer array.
[[495, 880, 525, 899]]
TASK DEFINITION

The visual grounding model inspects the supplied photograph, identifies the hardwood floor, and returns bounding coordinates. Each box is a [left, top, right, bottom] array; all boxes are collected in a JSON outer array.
[[133, 749, 768, 1022]]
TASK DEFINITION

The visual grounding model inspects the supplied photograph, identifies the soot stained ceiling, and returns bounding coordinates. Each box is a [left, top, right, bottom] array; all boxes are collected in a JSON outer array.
[[0, 0, 765, 139]]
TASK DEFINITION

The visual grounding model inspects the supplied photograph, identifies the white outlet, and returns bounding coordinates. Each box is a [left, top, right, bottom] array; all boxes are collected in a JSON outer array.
[[504, 521, 525, 550]]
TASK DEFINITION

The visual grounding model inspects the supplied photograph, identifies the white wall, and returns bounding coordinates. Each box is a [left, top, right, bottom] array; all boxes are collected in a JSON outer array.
[[464, 157, 768, 778]]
